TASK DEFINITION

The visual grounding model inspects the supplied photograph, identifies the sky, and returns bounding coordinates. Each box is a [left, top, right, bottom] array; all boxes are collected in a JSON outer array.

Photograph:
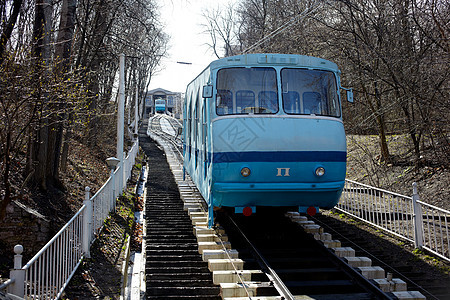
[[148, 0, 232, 93]]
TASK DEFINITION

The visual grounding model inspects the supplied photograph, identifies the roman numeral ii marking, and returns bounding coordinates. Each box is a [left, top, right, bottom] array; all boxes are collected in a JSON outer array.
[[276, 168, 290, 177]]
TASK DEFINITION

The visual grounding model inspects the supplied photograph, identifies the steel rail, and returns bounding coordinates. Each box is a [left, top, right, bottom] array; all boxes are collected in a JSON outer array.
[[215, 228, 254, 299], [150, 115, 183, 163], [227, 215, 295, 300], [311, 214, 440, 300], [153, 128, 183, 162], [318, 239, 395, 300]]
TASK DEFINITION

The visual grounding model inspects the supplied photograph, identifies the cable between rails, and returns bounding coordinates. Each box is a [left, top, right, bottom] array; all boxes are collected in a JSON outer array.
[[226, 215, 295, 300], [214, 224, 254, 299]]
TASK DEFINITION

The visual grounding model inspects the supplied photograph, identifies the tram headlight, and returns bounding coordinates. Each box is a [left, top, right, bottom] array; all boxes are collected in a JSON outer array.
[[241, 167, 251, 177], [315, 167, 325, 177]]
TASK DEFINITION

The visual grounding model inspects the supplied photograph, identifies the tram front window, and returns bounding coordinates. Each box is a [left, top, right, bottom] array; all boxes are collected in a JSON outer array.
[[216, 67, 278, 115], [281, 69, 340, 117]]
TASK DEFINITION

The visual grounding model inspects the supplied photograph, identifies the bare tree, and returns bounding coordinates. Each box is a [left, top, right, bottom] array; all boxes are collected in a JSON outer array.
[[0, 0, 168, 218], [0, 58, 40, 218], [211, 0, 449, 170], [202, 2, 240, 58], [0, 0, 23, 63]]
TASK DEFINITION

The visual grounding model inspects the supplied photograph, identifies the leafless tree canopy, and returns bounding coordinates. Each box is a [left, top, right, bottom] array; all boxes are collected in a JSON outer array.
[[1, 0, 449, 218], [203, 0, 449, 169], [0, 0, 168, 217]]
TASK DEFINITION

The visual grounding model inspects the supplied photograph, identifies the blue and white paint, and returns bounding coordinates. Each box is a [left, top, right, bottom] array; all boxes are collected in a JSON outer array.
[[183, 53, 352, 225]]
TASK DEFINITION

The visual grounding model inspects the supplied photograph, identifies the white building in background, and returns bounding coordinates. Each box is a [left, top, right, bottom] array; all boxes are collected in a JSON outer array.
[[144, 88, 183, 118]]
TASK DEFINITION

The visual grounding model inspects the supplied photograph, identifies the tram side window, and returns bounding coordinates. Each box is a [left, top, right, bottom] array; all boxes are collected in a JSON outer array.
[[194, 93, 200, 168], [216, 67, 278, 115], [188, 97, 192, 158]]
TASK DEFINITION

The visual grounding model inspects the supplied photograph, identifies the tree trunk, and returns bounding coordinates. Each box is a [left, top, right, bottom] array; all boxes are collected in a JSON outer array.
[[0, 132, 12, 219], [60, 120, 72, 173], [55, 0, 77, 66], [30, 0, 53, 190], [374, 82, 390, 162], [55, 0, 77, 176], [0, 0, 23, 63], [361, 81, 391, 163]]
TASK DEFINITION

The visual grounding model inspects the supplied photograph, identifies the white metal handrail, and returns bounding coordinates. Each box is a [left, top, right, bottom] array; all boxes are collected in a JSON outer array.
[[336, 179, 450, 262], [92, 176, 114, 235], [126, 141, 139, 180], [4, 138, 139, 299], [21, 206, 85, 299], [0, 279, 14, 291], [91, 139, 138, 236], [415, 198, 450, 261]]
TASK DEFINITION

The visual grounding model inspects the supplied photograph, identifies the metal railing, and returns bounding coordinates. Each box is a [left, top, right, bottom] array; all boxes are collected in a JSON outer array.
[[2, 138, 139, 299], [25, 208, 85, 299], [92, 177, 114, 236], [92, 140, 139, 236], [124, 141, 138, 189], [337, 179, 450, 262]]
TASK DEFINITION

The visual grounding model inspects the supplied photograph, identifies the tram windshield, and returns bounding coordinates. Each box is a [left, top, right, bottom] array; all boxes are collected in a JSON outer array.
[[281, 69, 340, 117], [216, 67, 278, 115]]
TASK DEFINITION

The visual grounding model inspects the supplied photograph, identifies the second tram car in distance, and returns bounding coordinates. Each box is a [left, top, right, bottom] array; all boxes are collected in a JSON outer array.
[[183, 53, 353, 226], [155, 99, 166, 113]]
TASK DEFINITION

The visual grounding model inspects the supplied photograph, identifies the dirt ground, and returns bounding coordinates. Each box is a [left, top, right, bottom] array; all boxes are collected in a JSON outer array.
[[346, 134, 449, 211]]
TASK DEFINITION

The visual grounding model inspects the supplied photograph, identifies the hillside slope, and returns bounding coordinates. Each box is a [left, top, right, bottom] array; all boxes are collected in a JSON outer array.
[[346, 135, 449, 211]]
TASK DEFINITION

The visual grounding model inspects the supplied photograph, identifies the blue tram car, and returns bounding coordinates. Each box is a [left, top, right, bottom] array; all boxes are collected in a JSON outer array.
[[183, 53, 353, 226], [155, 99, 166, 113]]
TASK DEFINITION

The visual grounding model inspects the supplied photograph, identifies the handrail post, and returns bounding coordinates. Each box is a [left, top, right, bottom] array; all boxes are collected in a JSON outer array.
[[117, 54, 125, 195], [135, 85, 139, 136], [8, 245, 25, 297], [83, 187, 92, 258], [412, 182, 424, 249], [126, 146, 131, 183], [111, 168, 116, 211], [106, 157, 120, 212]]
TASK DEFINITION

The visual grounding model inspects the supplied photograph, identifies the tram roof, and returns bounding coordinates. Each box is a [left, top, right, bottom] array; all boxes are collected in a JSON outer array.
[[209, 53, 339, 72]]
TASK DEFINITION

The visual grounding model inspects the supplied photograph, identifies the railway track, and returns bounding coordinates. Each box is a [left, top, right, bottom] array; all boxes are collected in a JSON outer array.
[[148, 114, 183, 160], [142, 114, 430, 300], [312, 214, 450, 300], [215, 210, 392, 299]]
